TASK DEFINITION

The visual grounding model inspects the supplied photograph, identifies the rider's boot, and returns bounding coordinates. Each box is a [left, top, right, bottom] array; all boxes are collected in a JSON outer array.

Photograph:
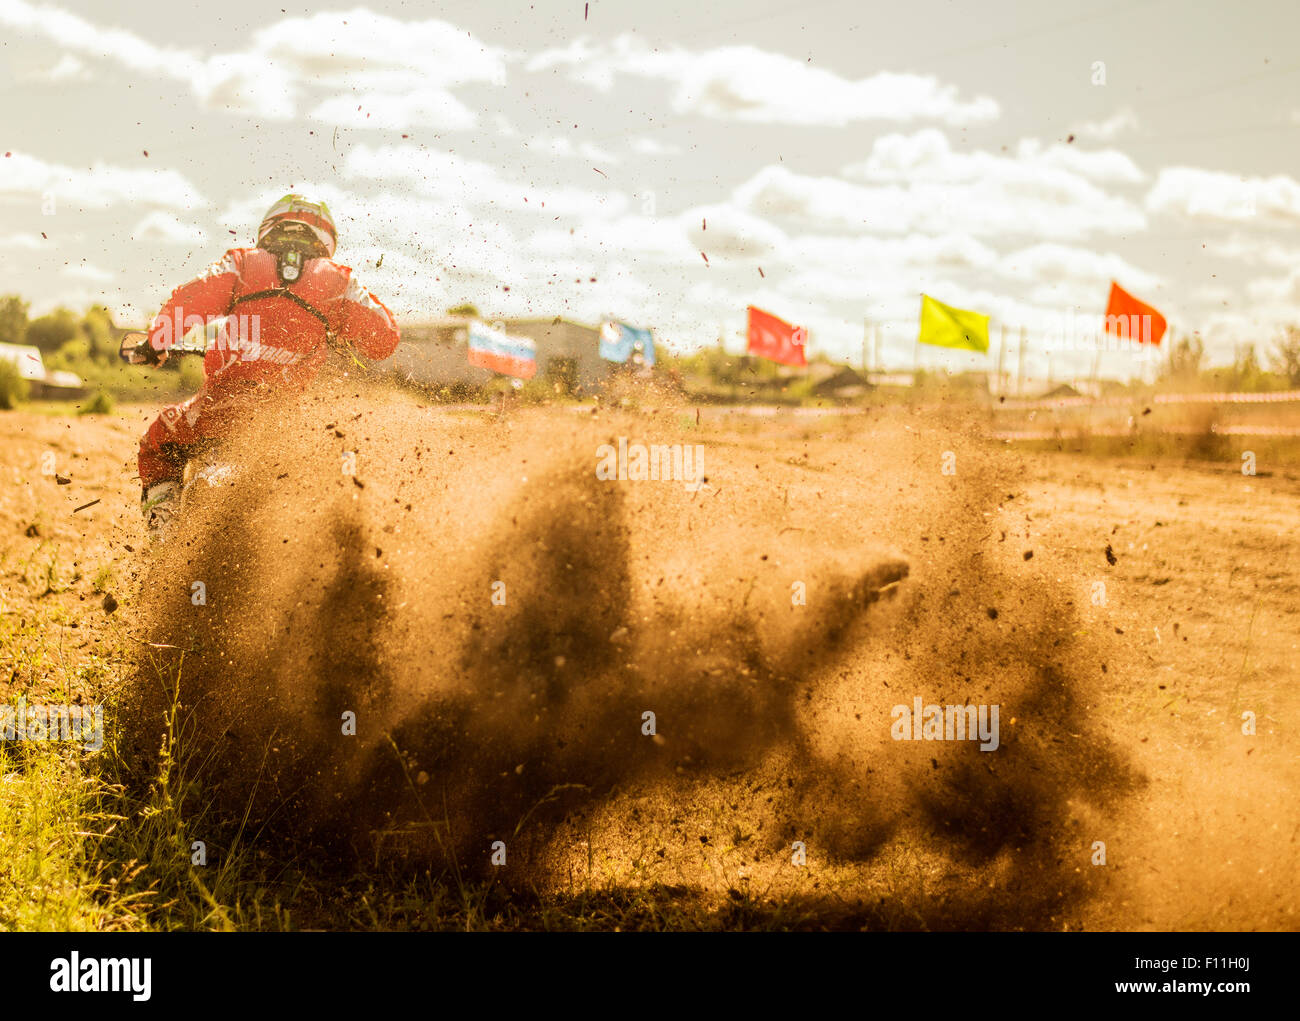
[[141, 480, 180, 540]]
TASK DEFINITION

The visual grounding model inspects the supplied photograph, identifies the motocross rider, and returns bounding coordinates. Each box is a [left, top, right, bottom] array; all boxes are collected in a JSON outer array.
[[137, 194, 400, 531]]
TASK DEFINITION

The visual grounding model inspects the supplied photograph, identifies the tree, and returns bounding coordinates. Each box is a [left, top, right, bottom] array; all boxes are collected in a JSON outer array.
[[0, 295, 29, 345], [446, 303, 479, 318], [1230, 343, 1265, 391], [1158, 334, 1204, 384], [81, 305, 117, 362], [1272, 325, 1300, 387], [25, 308, 80, 354]]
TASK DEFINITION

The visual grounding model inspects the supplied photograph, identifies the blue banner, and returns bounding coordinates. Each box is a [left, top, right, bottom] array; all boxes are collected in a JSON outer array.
[[599, 321, 656, 366]]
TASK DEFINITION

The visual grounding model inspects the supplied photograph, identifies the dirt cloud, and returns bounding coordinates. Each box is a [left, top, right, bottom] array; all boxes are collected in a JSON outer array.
[[119, 382, 1136, 927]]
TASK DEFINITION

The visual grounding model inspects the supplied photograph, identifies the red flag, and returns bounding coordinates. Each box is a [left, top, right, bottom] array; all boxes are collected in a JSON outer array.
[[746, 305, 807, 366], [1104, 282, 1167, 346]]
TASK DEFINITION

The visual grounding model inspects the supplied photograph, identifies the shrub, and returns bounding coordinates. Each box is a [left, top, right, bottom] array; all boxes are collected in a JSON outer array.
[[46, 336, 93, 373], [0, 358, 30, 409], [77, 390, 115, 416], [178, 356, 205, 391]]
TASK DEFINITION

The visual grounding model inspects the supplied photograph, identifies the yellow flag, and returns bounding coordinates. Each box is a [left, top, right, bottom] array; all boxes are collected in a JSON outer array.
[[918, 294, 989, 353]]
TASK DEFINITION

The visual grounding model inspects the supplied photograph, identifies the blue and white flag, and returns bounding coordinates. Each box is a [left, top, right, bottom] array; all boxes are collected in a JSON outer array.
[[599, 321, 656, 366]]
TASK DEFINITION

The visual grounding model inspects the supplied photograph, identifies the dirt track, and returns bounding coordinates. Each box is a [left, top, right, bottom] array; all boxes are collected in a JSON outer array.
[[1, 392, 1297, 930]]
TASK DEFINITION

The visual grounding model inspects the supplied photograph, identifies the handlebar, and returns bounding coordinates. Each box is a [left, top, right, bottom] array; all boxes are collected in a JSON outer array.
[[118, 322, 212, 365]]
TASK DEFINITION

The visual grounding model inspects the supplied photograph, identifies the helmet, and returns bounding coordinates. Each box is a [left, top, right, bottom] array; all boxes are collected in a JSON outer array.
[[257, 194, 337, 258]]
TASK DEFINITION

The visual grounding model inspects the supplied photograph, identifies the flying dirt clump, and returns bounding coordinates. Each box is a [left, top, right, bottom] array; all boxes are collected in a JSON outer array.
[[119, 381, 1137, 927]]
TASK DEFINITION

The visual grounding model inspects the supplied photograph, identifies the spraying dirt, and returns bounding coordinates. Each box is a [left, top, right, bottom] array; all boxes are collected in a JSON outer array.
[[105, 377, 1219, 929], [4, 375, 1290, 929]]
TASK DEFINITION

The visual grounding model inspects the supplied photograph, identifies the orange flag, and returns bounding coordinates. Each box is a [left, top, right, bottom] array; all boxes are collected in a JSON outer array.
[[746, 305, 807, 366], [1104, 282, 1167, 346]]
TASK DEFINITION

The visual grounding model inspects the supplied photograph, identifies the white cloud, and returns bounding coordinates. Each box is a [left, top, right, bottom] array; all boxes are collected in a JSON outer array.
[[1022, 141, 1146, 186], [0, 0, 171, 74], [0, 1, 505, 125], [249, 9, 508, 90], [529, 35, 999, 127], [343, 146, 508, 210], [795, 232, 997, 273], [629, 137, 682, 157], [61, 262, 113, 282], [685, 204, 787, 259], [191, 52, 297, 119], [1146, 167, 1300, 224], [0, 232, 46, 249], [130, 211, 209, 245], [1246, 268, 1300, 304], [524, 136, 622, 166], [254, 10, 508, 129], [344, 144, 629, 220], [995, 243, 1159, 292], [1205, 233, 1300, 269], [1072, 108, 1139, 142], [737, 157, 1145, 241], [527, 215, 694, 263], [736, 166, 912, 232], [0, 0, 293, 118], [846, 129, 1145, 187], [0, 151, 207, 210], [1196, 312, 1300, 363], [21, 53, 91, 83], [525, 37, 616, 91], [309, 89, 477, 131]]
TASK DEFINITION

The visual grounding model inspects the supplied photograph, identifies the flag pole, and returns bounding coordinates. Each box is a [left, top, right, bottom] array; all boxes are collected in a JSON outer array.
[[1017, 325, 1026, 397], [996, 323, 1007, 397]]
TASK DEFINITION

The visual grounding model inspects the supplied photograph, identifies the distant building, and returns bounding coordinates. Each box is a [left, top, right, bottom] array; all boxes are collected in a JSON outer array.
[[380, 318, 494, 389], [380, 316, 611, 395], [0, 342, 85, 398], [501, 317, 609, 393], [0, 342, 48, 382]]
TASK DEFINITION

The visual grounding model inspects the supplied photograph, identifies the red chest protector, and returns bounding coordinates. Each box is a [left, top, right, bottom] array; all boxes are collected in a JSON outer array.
[[228, 248, 351, 342]]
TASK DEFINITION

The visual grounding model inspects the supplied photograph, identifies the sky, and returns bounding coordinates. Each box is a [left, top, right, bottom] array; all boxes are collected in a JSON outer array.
[[3, 0, 1300, 379]]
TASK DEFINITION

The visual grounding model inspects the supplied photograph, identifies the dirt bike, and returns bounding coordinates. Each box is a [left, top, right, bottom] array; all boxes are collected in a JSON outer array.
[[121, 319, 372, 538], [120, 324, 242, 538]]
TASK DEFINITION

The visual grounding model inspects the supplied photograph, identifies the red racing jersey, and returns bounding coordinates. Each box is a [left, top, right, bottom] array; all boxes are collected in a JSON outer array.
[[147, 247, 400, 387]]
